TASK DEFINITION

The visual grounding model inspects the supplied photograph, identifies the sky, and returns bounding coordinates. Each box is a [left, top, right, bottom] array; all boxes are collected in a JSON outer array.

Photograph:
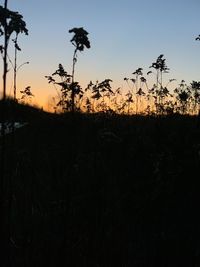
[[0, 0, 200, 110]]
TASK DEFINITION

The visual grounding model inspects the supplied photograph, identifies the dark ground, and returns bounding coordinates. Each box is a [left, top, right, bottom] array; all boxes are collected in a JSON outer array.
[[1, 101, 200, 266]]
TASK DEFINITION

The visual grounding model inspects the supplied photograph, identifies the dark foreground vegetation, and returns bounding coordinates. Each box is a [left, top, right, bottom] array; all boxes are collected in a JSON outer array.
[[1, 1, 200, 266], [1, 101, 200, 266]]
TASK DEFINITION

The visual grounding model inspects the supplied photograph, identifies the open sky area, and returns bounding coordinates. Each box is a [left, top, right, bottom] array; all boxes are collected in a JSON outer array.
[[0, 0, 200, 110]]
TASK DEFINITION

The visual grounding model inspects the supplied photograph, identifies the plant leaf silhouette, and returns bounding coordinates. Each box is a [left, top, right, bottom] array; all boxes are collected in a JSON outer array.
[[69, 27, 90, 51]]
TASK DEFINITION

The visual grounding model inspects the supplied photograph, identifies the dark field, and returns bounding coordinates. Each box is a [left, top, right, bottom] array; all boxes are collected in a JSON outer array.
[[1, 102, 200, 267]]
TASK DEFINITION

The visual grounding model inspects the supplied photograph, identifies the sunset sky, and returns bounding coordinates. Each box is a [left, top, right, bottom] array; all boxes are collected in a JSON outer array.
[[1, 0, 200, 109]]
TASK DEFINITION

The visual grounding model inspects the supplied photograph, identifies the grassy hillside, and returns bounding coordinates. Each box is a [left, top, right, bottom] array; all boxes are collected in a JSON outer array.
[[1, 101, 200, 266], [0, 99, 51, 122]]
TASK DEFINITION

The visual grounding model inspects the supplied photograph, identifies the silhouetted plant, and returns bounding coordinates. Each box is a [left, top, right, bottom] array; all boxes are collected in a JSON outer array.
[[136, 77, 147, 113], [163, 100, 175, 115], [124, 68, 145, 114], [149, 55, 170, 114], [0, 2, 28, 172], [46, 28, 90, 113], [145, 71, 156, 114], [0, 3, 28, 265], [83, 97, 92, 113], [69, 27, 90, 112], [46, 64, 84, 112], [20, 86, 34, 103], [132, 67, 143, 114], [123, 59, 179, 115], [124, 91, 134, 114], [98, 79, 113, 111], [12, 34, 20, 100], [174, 80, 191, 114], [86, 79, 113, 112], [111, 87, 126, 114], [0, 3, 28, 101], [191, 81, 200, 114], [195, 35, 200, 41], [52, 64, 73, 106]]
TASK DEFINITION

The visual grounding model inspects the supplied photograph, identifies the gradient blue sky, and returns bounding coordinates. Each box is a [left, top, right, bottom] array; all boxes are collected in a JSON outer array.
[[1, 0, 200, 108]]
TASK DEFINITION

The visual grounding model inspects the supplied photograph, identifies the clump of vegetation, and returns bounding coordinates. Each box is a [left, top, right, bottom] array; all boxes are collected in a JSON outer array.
[[45, 48, 200, 116], [20, 86, 34, 103], [45, 27, 90, 113]]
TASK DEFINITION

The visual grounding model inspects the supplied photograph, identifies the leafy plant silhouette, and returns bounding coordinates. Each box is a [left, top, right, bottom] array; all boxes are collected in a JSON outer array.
[[46, 27, 90, 112], [46, 64, 71, 112], [12, 34, 29, 101], [20, 86, 34, 103], [174, 80, 191, 114], [132, 67, 143, 114], [191, 81, 200, 114], [149, 54, 171, 114], [195, 34, 200, 41], [124, 68, 144, 114], [69, 27, 90, 112], [86, 79, 113, 112]]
